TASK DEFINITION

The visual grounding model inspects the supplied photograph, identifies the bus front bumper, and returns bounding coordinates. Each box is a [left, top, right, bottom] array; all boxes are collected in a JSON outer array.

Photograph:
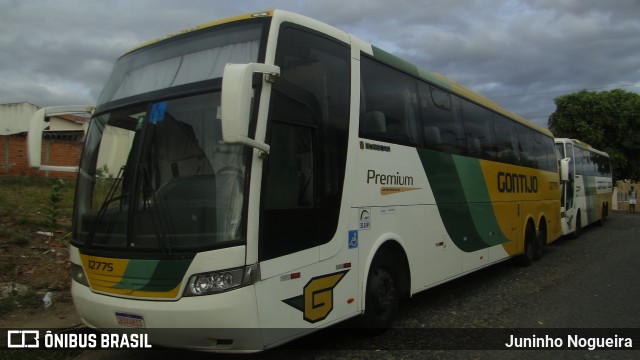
[[72, 281, 263, 352]]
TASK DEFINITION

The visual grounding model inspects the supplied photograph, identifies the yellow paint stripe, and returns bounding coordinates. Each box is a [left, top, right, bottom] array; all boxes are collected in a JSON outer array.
[[478, 160, 561, 256], [124, 9, 274, 55], [81, 254, 129, 280], [80, 254, 182, 299], [380, 187, 421, 196], [90, 282, 182, 299]]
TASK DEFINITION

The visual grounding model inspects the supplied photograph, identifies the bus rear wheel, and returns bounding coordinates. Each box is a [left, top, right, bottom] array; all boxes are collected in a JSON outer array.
[[517, 224, 536, 266], [533, 223, 546, 261], [571, 211, 582, 239], [597, 203, 608, 226], [361, 252, 400, 329]]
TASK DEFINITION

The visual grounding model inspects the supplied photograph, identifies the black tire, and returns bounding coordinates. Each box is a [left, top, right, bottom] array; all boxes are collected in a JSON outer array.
[[517, 224, 535, 266], [361, 252, 400, 329], [533, 223, 546, 261], [571, 212, 582, 239], [597, 204, 607, 226]]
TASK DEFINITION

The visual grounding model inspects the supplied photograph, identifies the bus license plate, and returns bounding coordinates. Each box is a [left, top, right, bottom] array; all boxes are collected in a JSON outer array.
[[115, 312, 146, 328]]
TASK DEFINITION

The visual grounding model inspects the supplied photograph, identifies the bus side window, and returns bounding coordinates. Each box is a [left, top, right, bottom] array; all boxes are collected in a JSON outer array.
[[460, 100, 495, 160], [533, 133, 556, 172], [575, 148, 584, 175], [263, 122, 314, 209], [420, 84, 462, 154], [543, 135, 557, 172], [516, 124, 535, 168], [360, 56, 421, 146], [493, 115, 519, 166]]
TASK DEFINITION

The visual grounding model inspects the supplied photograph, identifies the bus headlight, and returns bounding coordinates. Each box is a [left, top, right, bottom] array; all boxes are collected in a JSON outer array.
[[184, 264, 259, 296], [71, 262, 89, 287]]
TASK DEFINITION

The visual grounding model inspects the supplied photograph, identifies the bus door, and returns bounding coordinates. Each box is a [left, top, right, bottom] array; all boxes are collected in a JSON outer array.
[[254, 24, 354, 345], [254, 89, 354, 347], [566, 144, 575, 209]]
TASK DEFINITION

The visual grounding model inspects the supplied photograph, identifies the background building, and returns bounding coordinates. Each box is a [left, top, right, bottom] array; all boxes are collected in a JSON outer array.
[[0, 102, 86, 180]]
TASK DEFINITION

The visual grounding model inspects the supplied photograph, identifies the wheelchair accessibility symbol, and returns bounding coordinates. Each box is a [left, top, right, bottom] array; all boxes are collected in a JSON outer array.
[[348, 230, 358, 249]]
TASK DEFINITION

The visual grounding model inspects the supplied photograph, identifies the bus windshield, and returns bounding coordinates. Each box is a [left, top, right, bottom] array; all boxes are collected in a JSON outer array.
[[98, 22, 263, 106], [74, 92, 247, 253], [72, 21, 267, 254]]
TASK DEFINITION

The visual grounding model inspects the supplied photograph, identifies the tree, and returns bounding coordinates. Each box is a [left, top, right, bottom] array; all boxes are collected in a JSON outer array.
[[548, 89, 640, 182]]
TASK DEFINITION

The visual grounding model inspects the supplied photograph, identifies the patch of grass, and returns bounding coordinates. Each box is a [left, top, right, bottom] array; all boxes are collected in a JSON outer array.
[[0, 295, 13, 318], [0, 177, 75, 233], [0, 257, 16, 272], [0, 177, 75, 300], [9, 234, 30, 246], [0, 288, 41, 317], [16, 216, 49, 228], [15, 289, 43, 309], [31, 280, 51, 291]]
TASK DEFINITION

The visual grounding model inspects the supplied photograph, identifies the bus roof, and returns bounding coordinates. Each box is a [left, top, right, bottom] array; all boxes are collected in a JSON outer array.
[[123, 10, 276, 56], [555, 138, 610, 157], [122, 9, 551, 137]]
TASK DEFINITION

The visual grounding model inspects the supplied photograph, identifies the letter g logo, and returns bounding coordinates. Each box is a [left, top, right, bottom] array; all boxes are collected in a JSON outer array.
[[303, 271, 348, 323], [282, 270, 350, 324]]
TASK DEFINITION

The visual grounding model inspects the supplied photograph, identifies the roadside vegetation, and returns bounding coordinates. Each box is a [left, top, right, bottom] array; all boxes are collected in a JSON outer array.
[[0, 176, 75, 317]]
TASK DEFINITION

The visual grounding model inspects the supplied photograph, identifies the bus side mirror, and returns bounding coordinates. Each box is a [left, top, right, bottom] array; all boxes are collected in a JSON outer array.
[[559, 157, 570, 182], [28, 105, 95, 172], [221, 63, 280, 156]]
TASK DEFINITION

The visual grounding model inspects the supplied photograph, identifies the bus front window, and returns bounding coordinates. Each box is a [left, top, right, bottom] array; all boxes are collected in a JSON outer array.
[[74, 92, 247, 253], [72, 20, 267, 254], [98, 22, 263, 106]]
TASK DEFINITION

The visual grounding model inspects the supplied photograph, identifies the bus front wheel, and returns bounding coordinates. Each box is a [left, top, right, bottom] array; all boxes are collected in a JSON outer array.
[[361, 252, 400, 329]]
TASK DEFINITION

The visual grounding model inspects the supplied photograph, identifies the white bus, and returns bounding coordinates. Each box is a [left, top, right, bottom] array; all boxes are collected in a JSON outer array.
[[28, 10, 562, 351], [555, 138, 612, 237]]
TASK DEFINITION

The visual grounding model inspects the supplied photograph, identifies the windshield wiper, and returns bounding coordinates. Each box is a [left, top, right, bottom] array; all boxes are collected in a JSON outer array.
[[86, 165, 126, 247], [139, 164, 172, 255]]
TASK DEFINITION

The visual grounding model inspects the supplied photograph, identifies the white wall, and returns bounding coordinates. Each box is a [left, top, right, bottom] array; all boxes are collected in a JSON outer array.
[[0, 102, 39, 135]]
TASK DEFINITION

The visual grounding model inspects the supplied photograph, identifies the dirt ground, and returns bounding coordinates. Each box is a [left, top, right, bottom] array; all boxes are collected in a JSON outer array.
[[0, 294, 80, 329], [0, 239, 81, 330], [0, 177, 79, 330]]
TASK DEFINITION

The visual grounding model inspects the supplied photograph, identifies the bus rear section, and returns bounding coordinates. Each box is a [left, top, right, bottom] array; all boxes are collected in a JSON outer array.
[[555, 138, 612, 237]]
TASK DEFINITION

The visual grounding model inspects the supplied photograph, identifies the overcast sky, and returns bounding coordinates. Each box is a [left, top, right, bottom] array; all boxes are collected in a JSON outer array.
[[1, 0, 639, 128]]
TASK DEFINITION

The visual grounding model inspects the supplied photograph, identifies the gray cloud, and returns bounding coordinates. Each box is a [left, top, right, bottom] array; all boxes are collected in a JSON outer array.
[[1, 0, 638, 128]]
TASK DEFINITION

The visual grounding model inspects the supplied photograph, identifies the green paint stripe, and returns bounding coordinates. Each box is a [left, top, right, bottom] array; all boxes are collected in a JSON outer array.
[[418, 149, 508, 251], [113, 258, 192, 292], [371, 46, 419, 77], [145, 258, 192, 291], [453, 156, 491, 203], [468, 203, 509, 247], [453, 156, 509, 247]]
